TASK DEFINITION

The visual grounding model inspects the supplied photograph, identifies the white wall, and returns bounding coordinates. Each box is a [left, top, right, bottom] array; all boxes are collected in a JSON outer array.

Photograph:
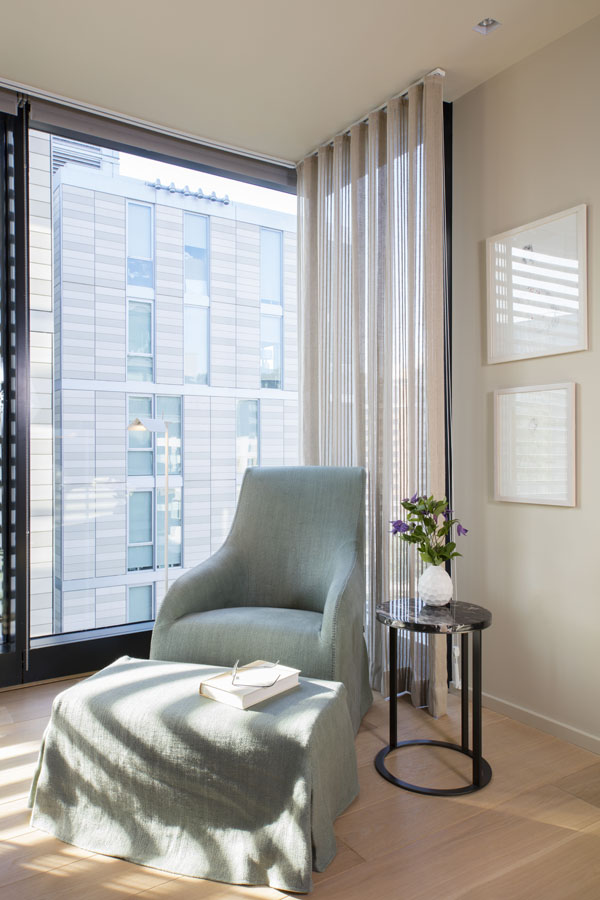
[[453, 16, 600, 752]]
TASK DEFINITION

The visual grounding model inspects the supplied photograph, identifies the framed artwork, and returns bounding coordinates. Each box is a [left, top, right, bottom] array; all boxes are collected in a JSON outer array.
[[487, 205, 587, 364], [494, 383, 576, 507]]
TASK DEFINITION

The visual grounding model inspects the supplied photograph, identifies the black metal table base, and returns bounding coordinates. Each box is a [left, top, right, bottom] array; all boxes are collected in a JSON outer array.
[[375, 739, 492, 796], [376, 624, 493, 796]]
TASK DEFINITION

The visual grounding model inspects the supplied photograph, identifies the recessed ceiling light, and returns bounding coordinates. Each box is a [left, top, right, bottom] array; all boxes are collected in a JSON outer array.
[[473, 17, 502, 35]]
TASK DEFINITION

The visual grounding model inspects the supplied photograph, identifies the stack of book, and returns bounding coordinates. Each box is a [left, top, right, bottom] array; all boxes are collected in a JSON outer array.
[[199, 660, 300, 709]]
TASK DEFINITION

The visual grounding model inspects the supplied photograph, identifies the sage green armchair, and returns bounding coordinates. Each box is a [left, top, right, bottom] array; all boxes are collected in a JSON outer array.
[[150, 466, 372, 732]]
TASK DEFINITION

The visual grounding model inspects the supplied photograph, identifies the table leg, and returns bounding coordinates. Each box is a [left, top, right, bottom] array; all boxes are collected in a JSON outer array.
[[461, 632, 469, 752], [389, 626, 397, 749], [472, 629, 482, 787]]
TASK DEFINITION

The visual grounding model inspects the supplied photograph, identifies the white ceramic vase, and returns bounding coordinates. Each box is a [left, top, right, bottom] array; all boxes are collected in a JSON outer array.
[[418, 564, 453, 606]]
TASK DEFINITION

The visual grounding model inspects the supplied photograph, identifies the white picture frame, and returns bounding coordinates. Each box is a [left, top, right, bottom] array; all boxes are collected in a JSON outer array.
[[494, 383, 576, 507], [487, 205, 587, 364]]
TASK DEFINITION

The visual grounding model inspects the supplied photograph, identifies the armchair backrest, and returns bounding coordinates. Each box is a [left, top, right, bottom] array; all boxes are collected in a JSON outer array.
[[227, 466, 366, 613]]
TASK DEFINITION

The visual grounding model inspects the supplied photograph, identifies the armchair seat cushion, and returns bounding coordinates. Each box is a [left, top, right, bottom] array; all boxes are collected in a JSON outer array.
[[155, 607, 333, 680]]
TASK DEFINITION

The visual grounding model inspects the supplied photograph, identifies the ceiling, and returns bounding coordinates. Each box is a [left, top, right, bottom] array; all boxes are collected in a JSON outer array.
[[1, 0, 599, 163]]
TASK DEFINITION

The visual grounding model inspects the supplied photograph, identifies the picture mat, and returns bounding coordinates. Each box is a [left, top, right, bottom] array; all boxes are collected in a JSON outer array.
[[487, 206, 587, 363], [494, 383, 575, 506]]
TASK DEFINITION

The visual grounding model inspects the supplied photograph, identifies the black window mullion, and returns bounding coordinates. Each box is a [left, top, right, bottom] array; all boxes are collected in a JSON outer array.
[[0, 109, 25, 686], [14, 104, 30, 679]]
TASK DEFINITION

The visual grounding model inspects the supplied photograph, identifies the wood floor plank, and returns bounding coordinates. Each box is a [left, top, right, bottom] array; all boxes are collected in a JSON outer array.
[[0, 797, 35, 840], [0, 716, 51, 750], [352, 727, 387, 767], [0, 853, 178, 900], [312, 838, 364, 886], [0, 680, 82, 727], [133, 874, 290, 899], [492, 782, 600, 832], [0, 760, 39, 805], [554, 761, 600, 808], [0, 828, 95, 887], [457, 824, 600, 899], [335, 784, 481, 860]]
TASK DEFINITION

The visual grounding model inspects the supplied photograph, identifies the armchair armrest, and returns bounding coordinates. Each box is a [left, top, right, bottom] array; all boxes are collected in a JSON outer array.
[[153, 543, 246, 627], [320, 541, 363, 647]]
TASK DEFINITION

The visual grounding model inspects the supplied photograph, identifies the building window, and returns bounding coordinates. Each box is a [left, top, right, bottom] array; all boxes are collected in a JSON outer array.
[[184, 213, 209, 299], [261, 314, 282, 389], [127, 395, 182, 476], [128, 490, 154, 571], [128, 585, 154, 623], [236, 399, 259, 474], [127, 202, 154, 288], [127, 299, 153, 381], [157, 488, 182, 569], [156, 395, 182, 475], [260, 228, 283, 305], [184, 305, 209, 384], [127, 396, 153, 474]]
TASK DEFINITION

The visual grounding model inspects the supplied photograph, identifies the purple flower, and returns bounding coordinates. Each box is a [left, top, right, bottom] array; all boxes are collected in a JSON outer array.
[[391, 520, 410, 535], [443, 508, 454, 520], [457, 524, 469, 536], [410, 492, 419, 503]]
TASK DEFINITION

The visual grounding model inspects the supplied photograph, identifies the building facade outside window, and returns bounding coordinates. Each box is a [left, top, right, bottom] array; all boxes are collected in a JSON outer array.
[[28, 132, 298, 637]]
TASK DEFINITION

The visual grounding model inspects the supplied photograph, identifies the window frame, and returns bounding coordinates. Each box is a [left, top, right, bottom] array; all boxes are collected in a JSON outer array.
[[126, 200, 155, 291], [155, 485, 183, 571], [127, 394, 154, 475], [183, 211, 210, 304], [127, 583, 155, 624], [260, 310, 284, 389], [155, 394, 183, 477], [127, 298, 155, 382], [259, 226, 283, 306], [184, 303, 210, 386], [236, 398, 260, 475], [127, 488, 155, 572], [8, 114, 302, 688]]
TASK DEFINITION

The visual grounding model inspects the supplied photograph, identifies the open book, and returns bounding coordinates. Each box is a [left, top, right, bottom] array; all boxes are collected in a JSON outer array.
[[199, 660, 301, 709]]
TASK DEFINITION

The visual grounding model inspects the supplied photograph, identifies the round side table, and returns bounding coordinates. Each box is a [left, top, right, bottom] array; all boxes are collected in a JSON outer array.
[[375, 598, 492, 796]]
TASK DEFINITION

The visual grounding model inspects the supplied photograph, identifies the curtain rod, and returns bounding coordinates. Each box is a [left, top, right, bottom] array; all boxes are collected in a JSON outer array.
[[304, 67, 445, 160], [0, 76, 297, 170]]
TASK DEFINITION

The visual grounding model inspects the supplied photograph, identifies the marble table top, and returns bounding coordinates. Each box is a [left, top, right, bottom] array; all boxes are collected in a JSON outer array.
[[376, 599, 492, 635]]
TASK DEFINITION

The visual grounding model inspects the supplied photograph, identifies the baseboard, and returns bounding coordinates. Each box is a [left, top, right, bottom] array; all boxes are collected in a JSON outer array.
[[482, 691, 600, 756]]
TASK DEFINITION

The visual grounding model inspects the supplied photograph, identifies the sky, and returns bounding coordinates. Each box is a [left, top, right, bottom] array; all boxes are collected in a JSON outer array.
[[119, 153, 297, 215]]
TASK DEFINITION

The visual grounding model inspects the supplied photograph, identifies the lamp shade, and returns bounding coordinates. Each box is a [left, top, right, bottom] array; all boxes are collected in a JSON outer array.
[[127, 416, 167, 433]]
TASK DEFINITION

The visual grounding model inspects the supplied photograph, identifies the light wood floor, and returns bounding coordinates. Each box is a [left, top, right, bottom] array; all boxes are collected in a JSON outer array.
[[1, 678, 599, 899]]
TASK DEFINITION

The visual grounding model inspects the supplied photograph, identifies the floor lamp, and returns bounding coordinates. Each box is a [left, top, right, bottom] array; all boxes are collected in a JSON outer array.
[[127, 416, 170, 600]]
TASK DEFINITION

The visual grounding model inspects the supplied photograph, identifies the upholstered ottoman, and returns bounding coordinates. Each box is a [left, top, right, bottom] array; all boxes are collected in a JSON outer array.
[[29, 656, 359, 893]]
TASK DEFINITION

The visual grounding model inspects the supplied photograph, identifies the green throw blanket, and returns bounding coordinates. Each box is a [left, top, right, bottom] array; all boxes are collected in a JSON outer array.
[[29, 656, 359, 893]]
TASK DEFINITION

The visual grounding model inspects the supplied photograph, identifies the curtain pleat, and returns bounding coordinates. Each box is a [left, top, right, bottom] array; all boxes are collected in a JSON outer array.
[[298, 73, 447, 716]]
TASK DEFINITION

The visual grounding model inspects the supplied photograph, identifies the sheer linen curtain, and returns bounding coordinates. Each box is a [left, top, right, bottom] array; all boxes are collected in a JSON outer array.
[[298, 73, 448, 716]]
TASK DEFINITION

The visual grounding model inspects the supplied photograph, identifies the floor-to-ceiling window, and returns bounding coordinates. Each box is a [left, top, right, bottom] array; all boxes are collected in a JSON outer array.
[[0, 113, 297, 685]]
